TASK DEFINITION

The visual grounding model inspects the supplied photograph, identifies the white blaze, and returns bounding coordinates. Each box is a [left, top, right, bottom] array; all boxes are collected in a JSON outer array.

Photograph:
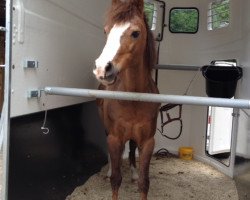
[[95, 23, 130, 72]]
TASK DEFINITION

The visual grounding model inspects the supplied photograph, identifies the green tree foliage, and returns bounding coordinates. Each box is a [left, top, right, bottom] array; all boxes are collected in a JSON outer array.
[[170, 8, 199, 33], [144, 0, 230, 32], [144, 3, 154, 28], [211, 0, 229, 29]]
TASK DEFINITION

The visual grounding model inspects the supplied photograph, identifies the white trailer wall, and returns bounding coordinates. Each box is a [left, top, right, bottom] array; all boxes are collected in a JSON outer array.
[[155, 0, 244, 163], [238, 1, 250, 101], [235, 1, 250, 160], [11, 0, 109, 117]]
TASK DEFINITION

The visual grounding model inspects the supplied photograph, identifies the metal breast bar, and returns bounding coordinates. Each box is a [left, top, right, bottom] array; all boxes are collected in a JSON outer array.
[[44, 87, 250, 109]]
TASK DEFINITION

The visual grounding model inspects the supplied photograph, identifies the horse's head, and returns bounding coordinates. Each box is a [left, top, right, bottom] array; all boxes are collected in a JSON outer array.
[[93, 0, 154, 86]]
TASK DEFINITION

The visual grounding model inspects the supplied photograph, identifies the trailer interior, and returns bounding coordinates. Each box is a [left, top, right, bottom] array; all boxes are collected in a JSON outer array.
[[0, 0, 250, 199]]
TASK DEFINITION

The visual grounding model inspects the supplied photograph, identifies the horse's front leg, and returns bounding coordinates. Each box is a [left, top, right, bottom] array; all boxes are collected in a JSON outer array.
[[138, 137, 155, 200], [107, 134, 124, 200]]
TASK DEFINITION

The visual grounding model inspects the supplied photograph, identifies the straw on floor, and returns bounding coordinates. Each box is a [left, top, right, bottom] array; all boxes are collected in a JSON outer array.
[[66, 156, 238, 200]]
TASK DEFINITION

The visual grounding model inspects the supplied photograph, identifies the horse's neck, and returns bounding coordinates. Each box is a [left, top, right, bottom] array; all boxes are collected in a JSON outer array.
[[117, 63, 150, 92]]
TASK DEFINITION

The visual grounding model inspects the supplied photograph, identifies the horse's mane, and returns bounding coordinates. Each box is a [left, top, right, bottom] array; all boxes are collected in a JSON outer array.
[[106, 1, 142, 24], [106, 2, 156, 72], [144, 15, 156, 72]]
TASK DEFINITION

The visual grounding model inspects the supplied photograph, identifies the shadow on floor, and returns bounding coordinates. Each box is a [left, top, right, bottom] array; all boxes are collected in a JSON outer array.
[[8, 103, 107, 200]]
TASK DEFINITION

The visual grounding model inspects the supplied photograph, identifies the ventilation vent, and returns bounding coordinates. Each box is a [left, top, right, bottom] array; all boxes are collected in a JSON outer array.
[[144, 2, 157, 30], [207, 0, 230, 30]]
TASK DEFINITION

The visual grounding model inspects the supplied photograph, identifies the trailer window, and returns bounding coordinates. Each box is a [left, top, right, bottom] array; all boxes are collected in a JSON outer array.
[[144, 2, 157, 30], [144, 1, 165, 41], [169, 8, 199, 34], [207, 0, 230, 30]]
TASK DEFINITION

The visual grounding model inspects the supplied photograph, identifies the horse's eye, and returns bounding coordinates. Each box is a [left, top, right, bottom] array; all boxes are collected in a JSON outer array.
[[104, 29, 106, 34], [131, 31, 140, 39]]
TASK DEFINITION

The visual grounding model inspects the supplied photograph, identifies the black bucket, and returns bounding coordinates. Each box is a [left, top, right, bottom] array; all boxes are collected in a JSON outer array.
[[201, 65, 243, 98]]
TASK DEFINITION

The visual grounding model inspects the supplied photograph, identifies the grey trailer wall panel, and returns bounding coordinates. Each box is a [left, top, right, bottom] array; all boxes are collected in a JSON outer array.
[[11, 0, 109, 117]]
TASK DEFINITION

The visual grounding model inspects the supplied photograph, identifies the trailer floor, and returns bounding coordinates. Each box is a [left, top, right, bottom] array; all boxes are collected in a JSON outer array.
[[67, 156, 238, 200], [8, 142, 107, 200]]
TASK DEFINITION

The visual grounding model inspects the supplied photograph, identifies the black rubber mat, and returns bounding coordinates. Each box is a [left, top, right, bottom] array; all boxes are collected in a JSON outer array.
[[8, 102, 107, 200]]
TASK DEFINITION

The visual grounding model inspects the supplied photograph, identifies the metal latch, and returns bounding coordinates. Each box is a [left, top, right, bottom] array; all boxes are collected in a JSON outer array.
[[27, 90, 41, 99], [23, 60, 39, 68], [0, 27, 6, 32]]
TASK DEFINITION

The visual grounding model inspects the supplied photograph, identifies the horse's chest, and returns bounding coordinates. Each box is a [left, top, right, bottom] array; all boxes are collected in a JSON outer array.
[[104, 101, 157, 135], [106, 101, 153, 122]]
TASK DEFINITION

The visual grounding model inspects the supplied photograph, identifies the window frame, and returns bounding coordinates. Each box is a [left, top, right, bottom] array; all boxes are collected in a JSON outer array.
[[169, 7, 199, 34], [144, 2, 157, 31], [144, 0, 166, 42], [207, 0, 230, 31]]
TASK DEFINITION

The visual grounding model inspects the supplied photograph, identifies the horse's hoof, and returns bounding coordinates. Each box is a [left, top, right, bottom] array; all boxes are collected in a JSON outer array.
[[131, 166, 139, 182], [131, 178, 138, 183], [104, 176, 110, 182], [132, 173, 139, 181], [131, 173, 139, 184], [106, 169, 112, 178]]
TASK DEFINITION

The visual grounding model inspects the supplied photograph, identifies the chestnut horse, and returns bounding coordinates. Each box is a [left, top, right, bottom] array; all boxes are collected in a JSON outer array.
[[93, 0, 160, 199]]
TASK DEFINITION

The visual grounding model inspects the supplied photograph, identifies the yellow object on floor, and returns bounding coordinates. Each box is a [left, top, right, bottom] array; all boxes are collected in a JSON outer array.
[[179, 147, 193, 160]]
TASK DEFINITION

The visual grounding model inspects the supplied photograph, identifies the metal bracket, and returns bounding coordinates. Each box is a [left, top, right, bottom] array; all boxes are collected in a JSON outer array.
[[0, 27, 6, 32], [232, 112, 240, 117], [27, 90, 41, 99], [23, 60, 38, 68]]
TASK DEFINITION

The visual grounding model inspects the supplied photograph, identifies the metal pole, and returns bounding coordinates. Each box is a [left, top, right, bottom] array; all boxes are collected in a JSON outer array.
[[154, 64, 201, 71], [44, 87, 250, 109], [2, 0, 12, 200]]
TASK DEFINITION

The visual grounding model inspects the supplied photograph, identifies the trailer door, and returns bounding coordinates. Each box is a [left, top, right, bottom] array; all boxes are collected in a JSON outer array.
[[207, 106, 233, 155]]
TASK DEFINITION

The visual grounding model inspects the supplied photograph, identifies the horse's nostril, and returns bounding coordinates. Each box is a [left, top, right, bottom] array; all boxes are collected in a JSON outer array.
[[105, 62, 113, 73]]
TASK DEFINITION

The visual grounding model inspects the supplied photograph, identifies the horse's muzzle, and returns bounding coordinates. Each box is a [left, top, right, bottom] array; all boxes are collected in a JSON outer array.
[[93, 62, 118, 85]]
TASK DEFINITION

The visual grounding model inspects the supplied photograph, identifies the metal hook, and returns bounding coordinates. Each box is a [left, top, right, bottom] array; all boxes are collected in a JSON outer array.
[[41, 126, 49, 135], [41, 109, 49, 134]]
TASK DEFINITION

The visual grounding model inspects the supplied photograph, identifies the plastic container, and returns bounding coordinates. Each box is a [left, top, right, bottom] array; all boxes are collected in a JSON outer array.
[[179, 147, 193, 160], [201, 65, 243, 98]]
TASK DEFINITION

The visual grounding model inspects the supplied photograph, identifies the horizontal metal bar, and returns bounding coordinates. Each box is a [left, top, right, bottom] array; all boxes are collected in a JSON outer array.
[[0, 65, 5, 68], [208, 10, 229, 18], [44, 87, 250, 109], [155, 64, 201, 71], [207, 19, 229, 25], [208, 5, 229, 12], [0, 26, 6, 32], [208, 1, 229, 10]]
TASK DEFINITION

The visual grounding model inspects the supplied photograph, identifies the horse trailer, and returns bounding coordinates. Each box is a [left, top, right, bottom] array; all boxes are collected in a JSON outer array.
[[0, 0, 250, 199]]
